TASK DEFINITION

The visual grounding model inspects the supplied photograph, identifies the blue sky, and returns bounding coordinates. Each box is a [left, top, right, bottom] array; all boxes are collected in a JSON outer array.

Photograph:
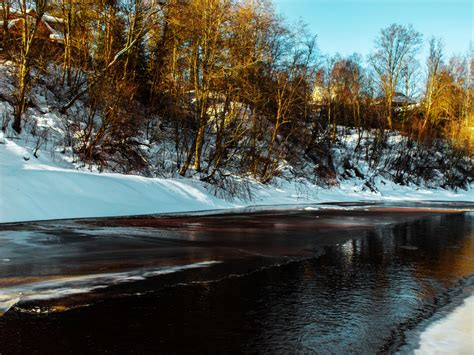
[[272, 0, 473, 59]]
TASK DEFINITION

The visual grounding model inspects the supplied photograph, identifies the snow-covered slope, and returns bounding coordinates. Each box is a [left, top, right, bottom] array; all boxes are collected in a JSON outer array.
[[0, 137, 234, 223], [1, 135, 472, 224]]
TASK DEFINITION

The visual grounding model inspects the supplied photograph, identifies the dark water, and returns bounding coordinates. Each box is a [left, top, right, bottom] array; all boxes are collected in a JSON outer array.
[[0, 206, 473, 353]]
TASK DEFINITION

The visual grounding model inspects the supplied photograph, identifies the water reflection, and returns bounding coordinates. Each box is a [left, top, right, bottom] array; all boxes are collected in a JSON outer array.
[[243, 214, 473, 353]]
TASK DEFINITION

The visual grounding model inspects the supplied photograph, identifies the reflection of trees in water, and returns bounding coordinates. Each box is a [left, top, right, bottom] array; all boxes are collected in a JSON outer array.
[[282, 215, 474, 353], [357, 214, 473, 303], [409, 214, 473, 288]]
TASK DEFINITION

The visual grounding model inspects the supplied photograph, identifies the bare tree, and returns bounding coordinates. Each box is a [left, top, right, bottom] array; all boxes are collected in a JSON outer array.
[[178, 0, 234, 175], [59, 0, 161, 114], [370, 24, 422, 129], [422, 37, 444, 130], [1, 0, 11, 49], [330, 54, 363, 131], [12, 0, 49, 133]]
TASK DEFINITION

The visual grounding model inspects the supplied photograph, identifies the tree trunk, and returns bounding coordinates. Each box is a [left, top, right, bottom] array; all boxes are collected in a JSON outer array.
[[13, 59, 29, 134], [387, 97, 393, 129], [193, 116, 206, 172]]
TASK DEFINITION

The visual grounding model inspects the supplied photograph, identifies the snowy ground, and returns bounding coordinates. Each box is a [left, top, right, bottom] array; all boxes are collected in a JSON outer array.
[[415, 294, 474, 355], [1, 134, 472, 224]]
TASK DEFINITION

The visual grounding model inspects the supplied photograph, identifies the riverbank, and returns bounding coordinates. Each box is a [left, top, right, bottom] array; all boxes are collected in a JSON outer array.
[[1, 136, 472, 224]]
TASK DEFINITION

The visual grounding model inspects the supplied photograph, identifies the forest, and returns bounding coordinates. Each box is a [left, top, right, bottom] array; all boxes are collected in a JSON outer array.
[[0, 0, 472, 191]]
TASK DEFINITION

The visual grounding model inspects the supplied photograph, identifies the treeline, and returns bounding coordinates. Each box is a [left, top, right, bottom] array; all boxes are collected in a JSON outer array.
[[0, 0, 472, 183]]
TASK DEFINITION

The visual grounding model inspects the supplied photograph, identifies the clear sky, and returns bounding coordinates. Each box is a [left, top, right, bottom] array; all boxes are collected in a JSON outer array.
[[272, 0, 473, 59]]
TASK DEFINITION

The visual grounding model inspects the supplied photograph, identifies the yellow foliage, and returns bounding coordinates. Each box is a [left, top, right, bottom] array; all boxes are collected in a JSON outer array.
[[445, 114, 474, 154]]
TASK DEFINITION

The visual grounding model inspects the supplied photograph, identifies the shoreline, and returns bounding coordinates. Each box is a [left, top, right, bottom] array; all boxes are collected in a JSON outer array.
[[1, 137, 473, 224], [414, 291, 474, 354], [1, 200, 473, 226]]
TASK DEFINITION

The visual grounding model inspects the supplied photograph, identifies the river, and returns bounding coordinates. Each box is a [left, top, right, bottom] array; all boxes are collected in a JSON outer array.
[[0, 202, 472, 353]]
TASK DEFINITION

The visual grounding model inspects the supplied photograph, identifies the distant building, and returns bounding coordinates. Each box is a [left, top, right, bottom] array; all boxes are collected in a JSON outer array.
[[391, 92, 416, 107], [373, 92, 417, 110]]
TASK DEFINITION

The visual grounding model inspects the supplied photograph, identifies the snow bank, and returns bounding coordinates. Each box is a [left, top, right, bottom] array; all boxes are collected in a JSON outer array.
[[0, 138, 233, 223], [415, 294, 474, 354], [1, 137, 472, 224]]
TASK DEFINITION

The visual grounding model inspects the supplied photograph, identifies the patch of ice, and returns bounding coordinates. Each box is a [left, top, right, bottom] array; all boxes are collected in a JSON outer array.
[[0, 261, 221, 316]]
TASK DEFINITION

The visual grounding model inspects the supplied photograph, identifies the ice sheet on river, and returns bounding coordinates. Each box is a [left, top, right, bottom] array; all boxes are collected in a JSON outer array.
[[0, 261, 220, 316]]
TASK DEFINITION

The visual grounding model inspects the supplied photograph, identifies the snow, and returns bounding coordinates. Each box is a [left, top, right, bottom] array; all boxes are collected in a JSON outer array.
[[415, 294, 474, 355], [42, 14, 65, 24], [0, 138, 234, 223], [0, 19, 21, 30], [1, 136, 472, 224]]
